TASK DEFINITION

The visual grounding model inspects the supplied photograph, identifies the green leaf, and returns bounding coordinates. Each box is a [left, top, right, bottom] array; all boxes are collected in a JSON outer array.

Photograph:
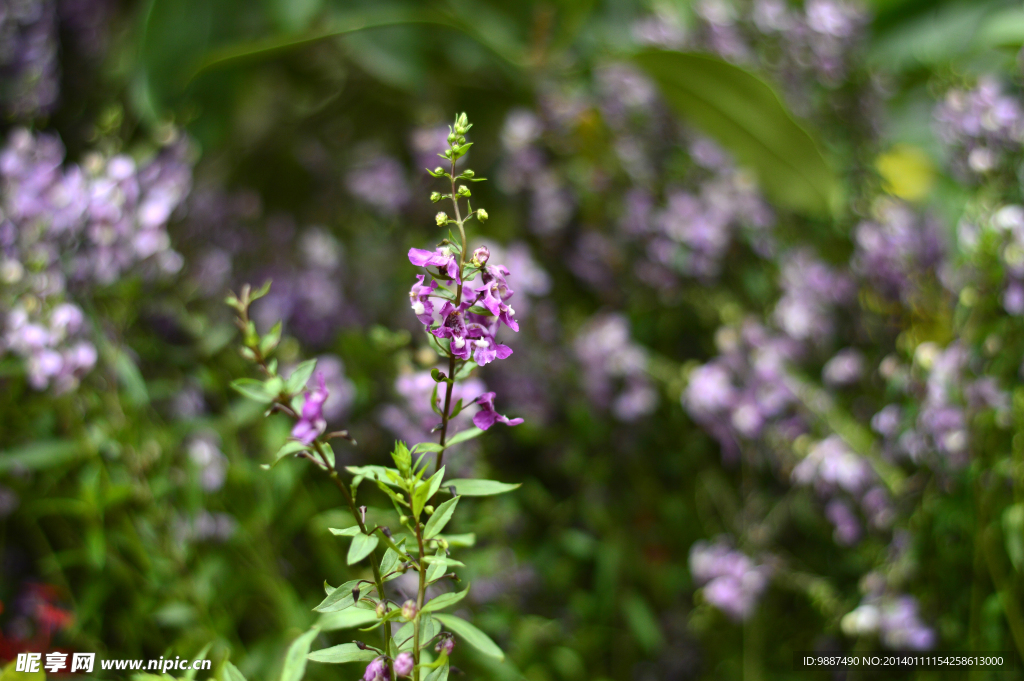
[[443, 479, 521, 497], [622, 592, 665, 654], [423, 555, 465, 568], [264, 440, 309, 469], [425, 466, 446, 501], [633, 49, 840, 217], [184, 643, 213, 681], [380, 544, 405, 581], [424, 497, 459, 540], [328, 526, 362, 537], [285, 359, 318, 394], [0, 440, 83, 474], [260, 321, 282, 355], [445, 427, 484, 448], [411, 441, 444, 454], [315, 580, 373, 613], [440, 532, 476, 547], [307, 643, 377, 665], [424, 662, 449, 681], [454, 361, 477, 380], [422, 587, 469, 614], [426, 548, 448, 584], [346, 465, 403, 486], [392, 441, 412, 476], [347, 533, 380, 565], [434, 614, 504, 660], [280, 627, 319, 681], [393, 615, 441, 652], [221, 661, 246, 681], [316, 608, 377, 632], [231, 378, 275, 403], [1004, 504, 1024, 573]]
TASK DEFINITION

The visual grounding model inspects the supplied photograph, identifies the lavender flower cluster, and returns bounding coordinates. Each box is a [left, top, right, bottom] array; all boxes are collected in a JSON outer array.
[[635, 0, 867, 89], [841, 573, 935, 650], [0, 0, 60, 118], [0, 128, 191, 390], [689, 538, 772, 621], [935, 76, 1024, 177], [573, 313, 657, 422]]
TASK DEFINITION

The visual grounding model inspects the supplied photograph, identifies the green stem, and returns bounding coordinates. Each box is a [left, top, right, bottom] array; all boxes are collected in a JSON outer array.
[[313, 442, 393, 676], [412, 507, 428, 680]]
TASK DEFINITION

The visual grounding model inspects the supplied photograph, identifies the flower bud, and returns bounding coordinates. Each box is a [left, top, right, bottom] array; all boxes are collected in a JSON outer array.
[[435, 212, 448, 226], [394, 652, 414, 677], [476, 208, 488, 223], [430, 192, 442, 203], [447, 132, 458, 145], [462, 169, 475, 178], [435, 635, 455, 656], [433, 166, 444, 176], [454, 113, 469, 134], [425, 505, 435, 515], [457, 185, 471, 197], [363, 657, 388, 681], [471, 246, 490, 267], [376, 601, 388, 618], [401, 599, 418, 621]]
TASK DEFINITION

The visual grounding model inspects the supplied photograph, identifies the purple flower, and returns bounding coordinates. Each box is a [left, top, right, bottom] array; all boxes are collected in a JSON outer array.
[[393, 652, 413, 677], [689, 539, 771, 622], [435, 636, 455, 656], [433, 302, 471, 360], [464, 321, 512, 366], [475, 266, 519, 332], [409, 274, 439, 326], [472, 392, 524, 430], [363, 657, 390, 681], [291, 373, 329, 445], [408, 246, 461, 282]]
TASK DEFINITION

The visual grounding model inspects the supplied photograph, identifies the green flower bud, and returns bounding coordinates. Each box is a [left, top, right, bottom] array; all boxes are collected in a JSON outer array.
[[476, 208, 488, 222], [425, 505, 435, 515], [447, 132, 458, 145], [462, 169, 475, 178], [454, 112, 470, 134], [430, 192, 442, 203], [435, 212, 448, 226], [376, 602, 388, 618], [457, 185, 471, 197], [401, 599, 418, 621], [433, 166, 444, 176]]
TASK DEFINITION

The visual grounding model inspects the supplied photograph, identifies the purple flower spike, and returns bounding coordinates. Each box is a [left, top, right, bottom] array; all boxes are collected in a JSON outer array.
[[363, 657, 390, 681], [472, 392, 524, 430], [409, 246, 461, 282], [409, 274, 438, 326], [393, 652, 414, 677], [291, 372, 329, 445]]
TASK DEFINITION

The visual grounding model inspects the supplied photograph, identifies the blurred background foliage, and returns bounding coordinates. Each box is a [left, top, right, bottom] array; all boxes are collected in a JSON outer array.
[[4, 0, 1024, 679]]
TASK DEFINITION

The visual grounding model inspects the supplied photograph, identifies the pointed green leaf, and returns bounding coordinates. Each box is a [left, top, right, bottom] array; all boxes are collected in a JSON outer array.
[[444, 427, 483, 447], [426, 548, 447, 584], [424, 662, 449, 681], [347, 533, 379, 565], [266, 440, 309, 468], [424, 497, 459, 540], [329, 526, 361, 537], [221, 661, 246, 681], [443, 479, 521, 496], [633, 49, 840, 216], [307, 643, 377, 665], [440, 533, 476, 547], [421, 586, 469, 614], [346, 465, 403, 486], [315, 580, 373, 613], [280, 627, 319, 681], [411, 441, 444, 454], [285, 359, 318, 394], [231, 378, 275, 403], [434, 614, 504, 660], [316, 608, 377, 632]]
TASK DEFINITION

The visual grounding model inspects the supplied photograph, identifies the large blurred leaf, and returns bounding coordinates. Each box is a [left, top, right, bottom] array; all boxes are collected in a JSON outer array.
[[0, 440, 83, 474], [633, 49, 840, 217], [868, 0, 1004, 71]]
